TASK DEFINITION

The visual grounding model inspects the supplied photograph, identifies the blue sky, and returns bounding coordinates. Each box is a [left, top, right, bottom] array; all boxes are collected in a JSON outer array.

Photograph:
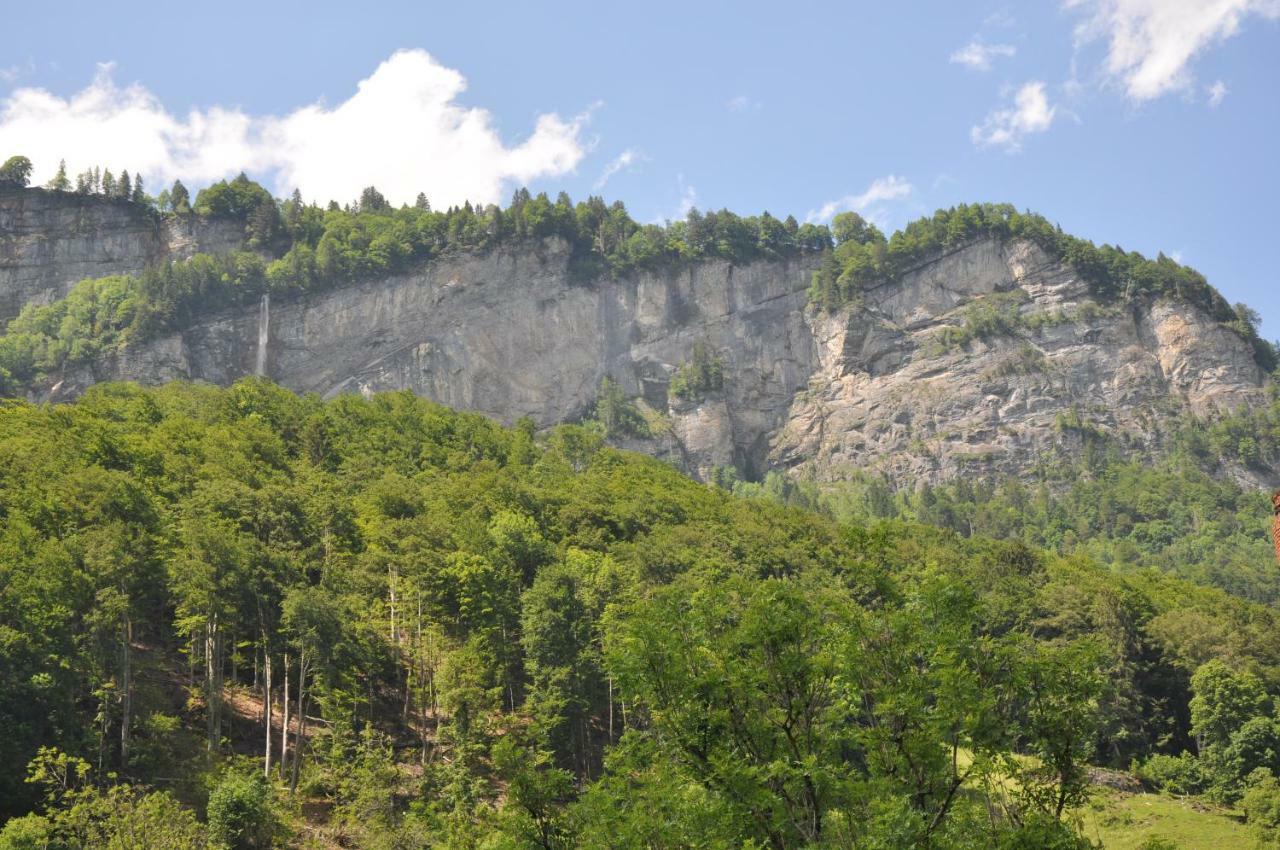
[[3, 0, 1278, 332]]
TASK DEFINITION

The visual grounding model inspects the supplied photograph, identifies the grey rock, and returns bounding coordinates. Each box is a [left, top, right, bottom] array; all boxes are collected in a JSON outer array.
[[6, 193, 1272, 489], [0, 188, 245, 324]]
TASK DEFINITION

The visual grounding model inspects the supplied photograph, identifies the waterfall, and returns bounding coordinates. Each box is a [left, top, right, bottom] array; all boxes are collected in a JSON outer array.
[[255, 292, 270, 376]]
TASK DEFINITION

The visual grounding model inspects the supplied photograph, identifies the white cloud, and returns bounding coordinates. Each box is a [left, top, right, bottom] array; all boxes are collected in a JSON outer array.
[[807, 175, 913, 224], [1207, 79, 1229, 106], [674, 177, 697, 218], [727, 95, 761, 112], [1066, 0, 1280, 101], [652, 175, 698, 223], [950, 42, 1017, 70], [0, 50, 591, 207], [0, 62, 33, 85], [593, 148, 642, 190], [985, 10, 1018, 28], [971, 81, 1056, 151]]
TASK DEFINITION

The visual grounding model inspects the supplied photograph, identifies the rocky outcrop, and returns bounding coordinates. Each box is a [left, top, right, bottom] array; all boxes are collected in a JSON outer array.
[[773, 239, 1268, 487], [3, 190, 1270, 486], [47, 238, 818, 478], [0, 188, 244, 323], [34, 232, 1272, 487]]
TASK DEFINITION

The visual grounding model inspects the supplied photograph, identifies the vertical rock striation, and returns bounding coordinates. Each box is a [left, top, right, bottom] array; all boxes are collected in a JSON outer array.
[[0, 188, 245, 324], [33, 235, 1273, 487]]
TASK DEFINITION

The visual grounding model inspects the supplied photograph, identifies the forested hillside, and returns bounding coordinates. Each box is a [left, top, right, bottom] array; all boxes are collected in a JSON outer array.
[[4, 380, 1280, 848]]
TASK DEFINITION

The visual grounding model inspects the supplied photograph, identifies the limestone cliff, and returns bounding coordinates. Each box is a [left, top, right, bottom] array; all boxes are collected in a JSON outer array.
[[2, 191, 1271, 488], [0, 188, 243, 323], [27, 237, 1270, 488]]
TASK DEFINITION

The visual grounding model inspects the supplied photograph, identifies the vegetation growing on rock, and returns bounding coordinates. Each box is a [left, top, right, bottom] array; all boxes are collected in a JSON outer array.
[[0, 161, 1273, 390]]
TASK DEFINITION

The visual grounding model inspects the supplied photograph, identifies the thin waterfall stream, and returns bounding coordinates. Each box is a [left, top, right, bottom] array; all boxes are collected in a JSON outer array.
[[255, 292, 270, 376]]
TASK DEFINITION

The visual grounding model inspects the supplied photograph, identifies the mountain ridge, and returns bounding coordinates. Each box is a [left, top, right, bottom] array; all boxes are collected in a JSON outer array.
[[1, 185, 1273, 489]]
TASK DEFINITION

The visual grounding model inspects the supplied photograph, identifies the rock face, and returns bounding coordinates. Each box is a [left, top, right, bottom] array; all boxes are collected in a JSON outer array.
[[773, 239, 1269, 487], [0, 188, 244, 323], [4, 191, 1272, 487], [50, 238, 820, 479]]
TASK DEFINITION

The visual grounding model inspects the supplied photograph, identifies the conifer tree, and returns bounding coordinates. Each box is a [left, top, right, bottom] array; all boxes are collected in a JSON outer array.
[[118, 170, 132, 201], [45, 159, 70, 191], [170, 180, 191, 214], [285, 188, 304, 233]]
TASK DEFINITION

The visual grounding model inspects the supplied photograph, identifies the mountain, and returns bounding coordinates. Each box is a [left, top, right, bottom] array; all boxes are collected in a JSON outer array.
[[4, 182, 1280, 849], [1, 185, 1274, 491]]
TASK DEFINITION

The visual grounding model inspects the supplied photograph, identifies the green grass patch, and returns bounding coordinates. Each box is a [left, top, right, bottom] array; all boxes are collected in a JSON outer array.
[[1081, 787, 1247, 849]]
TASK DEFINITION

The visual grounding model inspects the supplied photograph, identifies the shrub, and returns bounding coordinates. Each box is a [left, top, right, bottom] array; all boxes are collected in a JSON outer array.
[[590, 377, 649, 439], [207, 772, 277, 850], [1134, 752, 1208, 795], [1243, 770, 1280, 848], [0, 815, 53, 850], [668, 341, 724, 402]]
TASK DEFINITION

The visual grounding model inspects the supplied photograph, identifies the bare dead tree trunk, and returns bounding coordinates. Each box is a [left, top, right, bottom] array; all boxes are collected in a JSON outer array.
[[120, 613, 132, 768], [280, 652, 290, 778], [263, 633, 273, 778], [389, 563, 398, 645], [213, 616, 223, 748], [205, 615, 221, 751], [290, 647, 309, 793]]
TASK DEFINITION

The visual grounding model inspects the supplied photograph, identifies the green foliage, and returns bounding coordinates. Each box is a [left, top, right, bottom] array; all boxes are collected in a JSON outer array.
[[45, 160, 70, 192], [491, 735, 575, 849], [206, 771, 277, 850], [667, 340, 724, 401], [1243, 770, 1280, 848], [1135, 752, 1208, 795], [1191, 661, 1272, 752], [1186, 660, 1280, 801], [763, 416, 1280, 606], [3, 776, 206, 850], [170, 180, 191, 214], [193, 173, 275, 219], [934, 290, 1030, 351], [807, 201, 1274, 370], [1133, 837, 1179, 850], [604, 570, 1104, 847], [0, 155, 33, 188], [0, 816, 53, 850], [3, 188, 1272, 389], [0, 380, 1277, 846], [588, 376, 649, 439]]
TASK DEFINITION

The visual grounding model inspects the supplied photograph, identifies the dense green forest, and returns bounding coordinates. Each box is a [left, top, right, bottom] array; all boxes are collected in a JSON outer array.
[[0, 163, 1274, 390], [3, 380, 1280, 848]]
